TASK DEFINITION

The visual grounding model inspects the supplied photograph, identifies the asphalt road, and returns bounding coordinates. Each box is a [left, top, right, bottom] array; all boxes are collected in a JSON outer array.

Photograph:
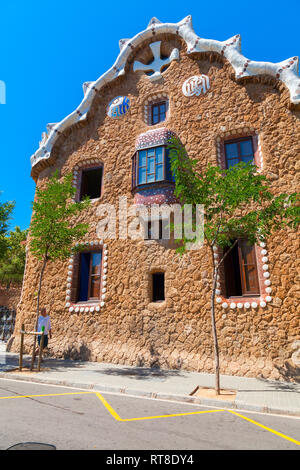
[[0, 378, 299, 451]]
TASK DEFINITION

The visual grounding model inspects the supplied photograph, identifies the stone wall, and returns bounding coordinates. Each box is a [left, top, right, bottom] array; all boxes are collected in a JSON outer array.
[[11, 34, 300, 381], [0, 282, 22, 310]]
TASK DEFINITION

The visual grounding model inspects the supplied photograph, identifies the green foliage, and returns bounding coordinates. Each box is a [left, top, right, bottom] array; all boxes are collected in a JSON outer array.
[[0, 194, 15, 260], [0, 226, 28, 283], [29, 170, 91, 261], [168, 137, 300, 251]]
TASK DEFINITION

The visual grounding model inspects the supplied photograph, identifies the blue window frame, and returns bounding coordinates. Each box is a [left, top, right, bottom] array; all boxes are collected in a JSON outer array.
[[78, 251, 102, 301], [132, 146, 175, 188], [225, 137, 255, 169]]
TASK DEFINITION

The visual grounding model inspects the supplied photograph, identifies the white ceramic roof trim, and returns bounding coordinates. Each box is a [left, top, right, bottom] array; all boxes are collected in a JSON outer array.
[[30, 15, 300, 170]]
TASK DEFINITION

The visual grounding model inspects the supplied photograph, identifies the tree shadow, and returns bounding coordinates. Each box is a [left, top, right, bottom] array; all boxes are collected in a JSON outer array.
[[95, 366, 185, 381], [62, 343, 91, 362], [273, 360, 300, 385]]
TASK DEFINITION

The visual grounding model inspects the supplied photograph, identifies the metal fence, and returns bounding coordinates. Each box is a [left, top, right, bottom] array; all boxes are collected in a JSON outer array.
[[0, 308, 16, 341]]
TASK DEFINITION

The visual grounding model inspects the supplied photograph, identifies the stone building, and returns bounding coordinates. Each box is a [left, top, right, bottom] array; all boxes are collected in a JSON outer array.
[[11, 16, 300, 380]]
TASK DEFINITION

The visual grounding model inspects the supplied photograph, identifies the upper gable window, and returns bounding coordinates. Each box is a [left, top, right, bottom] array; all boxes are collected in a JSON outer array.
[[80, 167, 103, 201], [144, 94, 169, 126], [151, 101, 167, 125], [224, 137, 254, 169]]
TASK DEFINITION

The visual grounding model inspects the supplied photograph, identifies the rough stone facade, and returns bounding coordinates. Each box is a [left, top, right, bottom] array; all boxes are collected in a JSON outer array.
[[11, 20, 300, 381]]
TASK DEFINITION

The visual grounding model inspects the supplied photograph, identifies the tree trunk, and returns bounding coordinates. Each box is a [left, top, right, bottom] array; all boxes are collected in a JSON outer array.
[[30, 255, 47, 370], [210, 247, 220, 395], [209, 239, 239, 395]]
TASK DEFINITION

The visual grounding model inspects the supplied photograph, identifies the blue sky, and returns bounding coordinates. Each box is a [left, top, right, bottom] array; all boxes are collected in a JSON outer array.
[[0, 0, 299, 231]]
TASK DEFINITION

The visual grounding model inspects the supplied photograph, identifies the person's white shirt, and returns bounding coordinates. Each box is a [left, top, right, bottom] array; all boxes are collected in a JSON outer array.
[[37, 315, 51, 335]]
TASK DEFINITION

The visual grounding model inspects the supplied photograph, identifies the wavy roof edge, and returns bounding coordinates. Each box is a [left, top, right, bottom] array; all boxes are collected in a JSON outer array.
[[30, 15, 300, 173]]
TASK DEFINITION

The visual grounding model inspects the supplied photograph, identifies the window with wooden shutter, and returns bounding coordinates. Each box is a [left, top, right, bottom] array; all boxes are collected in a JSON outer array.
[[238, 240, 260, 295], [78, 251, 102, 302], [223, 239, 260, 297], [132, 154, 137, 189]]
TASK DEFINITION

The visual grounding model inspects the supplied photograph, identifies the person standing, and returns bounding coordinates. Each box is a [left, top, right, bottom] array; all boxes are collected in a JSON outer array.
[[36, 307, 52, 358]]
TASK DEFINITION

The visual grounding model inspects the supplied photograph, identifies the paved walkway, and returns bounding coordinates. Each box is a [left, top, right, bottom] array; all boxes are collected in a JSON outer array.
[[0, 341, 299, 417]]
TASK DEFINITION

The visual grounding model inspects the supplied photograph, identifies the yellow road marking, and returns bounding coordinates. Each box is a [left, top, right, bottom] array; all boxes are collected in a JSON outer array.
[[95, 392, 123, 421], [1, 389, 299, 447], [227, 410, 300, 447], [121, 409, 224, 422], [0, 391, 93, 400], [95, 392, 224, 421]]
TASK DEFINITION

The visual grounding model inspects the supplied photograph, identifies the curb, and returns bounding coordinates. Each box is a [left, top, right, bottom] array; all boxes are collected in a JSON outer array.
[[1, 371, 299, 418]]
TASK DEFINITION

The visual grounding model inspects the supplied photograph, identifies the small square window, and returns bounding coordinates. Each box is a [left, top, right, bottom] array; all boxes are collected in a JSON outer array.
[[224, 138, 254, 169], [147, 219, 163, 239], [152, 272, 165, 302], [151, 101, 167, 125], [80, 167, 103, 200]]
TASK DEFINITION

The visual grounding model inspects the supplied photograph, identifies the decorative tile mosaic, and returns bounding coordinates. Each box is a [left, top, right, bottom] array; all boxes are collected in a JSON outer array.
[[135, 127, 176, 150], [107, 96, 130, 118], [31, 15, 300, 171]]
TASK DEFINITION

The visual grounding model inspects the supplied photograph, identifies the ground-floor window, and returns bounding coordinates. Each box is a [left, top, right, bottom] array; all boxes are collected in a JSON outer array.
[[152, 272, 165, 302], [223, 239, 260, 297], [147, 219, 163, 239], [78, 251, 102, 301]]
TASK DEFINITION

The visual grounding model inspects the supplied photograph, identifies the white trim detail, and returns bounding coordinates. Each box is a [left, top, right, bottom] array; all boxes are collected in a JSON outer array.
[[31, 15, 300, 171], [65, 244, 107, 311], [221, 239, 273, 309]]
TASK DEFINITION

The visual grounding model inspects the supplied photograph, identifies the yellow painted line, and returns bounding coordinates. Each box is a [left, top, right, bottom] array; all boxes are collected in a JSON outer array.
[[2, 388, 299, 448], [0, 391, 93, 400], [227, 410, 300, 447], [95, 392, 224, 422], [121, 409, 224, 422], [95, 392, 123, 421]]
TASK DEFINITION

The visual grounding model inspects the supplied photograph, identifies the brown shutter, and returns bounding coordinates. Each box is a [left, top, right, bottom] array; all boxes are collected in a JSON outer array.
[[238, 240, 260, 295], [132, 153, 137, 189]]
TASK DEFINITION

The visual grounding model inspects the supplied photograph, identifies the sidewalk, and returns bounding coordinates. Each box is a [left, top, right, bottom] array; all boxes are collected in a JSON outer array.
[[0, 341, 299, 417]]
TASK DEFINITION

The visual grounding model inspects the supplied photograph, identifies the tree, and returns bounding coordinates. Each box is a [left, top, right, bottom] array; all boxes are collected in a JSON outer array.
[[0, 194, 15, 260], [0, 226, 28, 284], [168, 137, 300, 394], [29, 170, 90, 368]]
